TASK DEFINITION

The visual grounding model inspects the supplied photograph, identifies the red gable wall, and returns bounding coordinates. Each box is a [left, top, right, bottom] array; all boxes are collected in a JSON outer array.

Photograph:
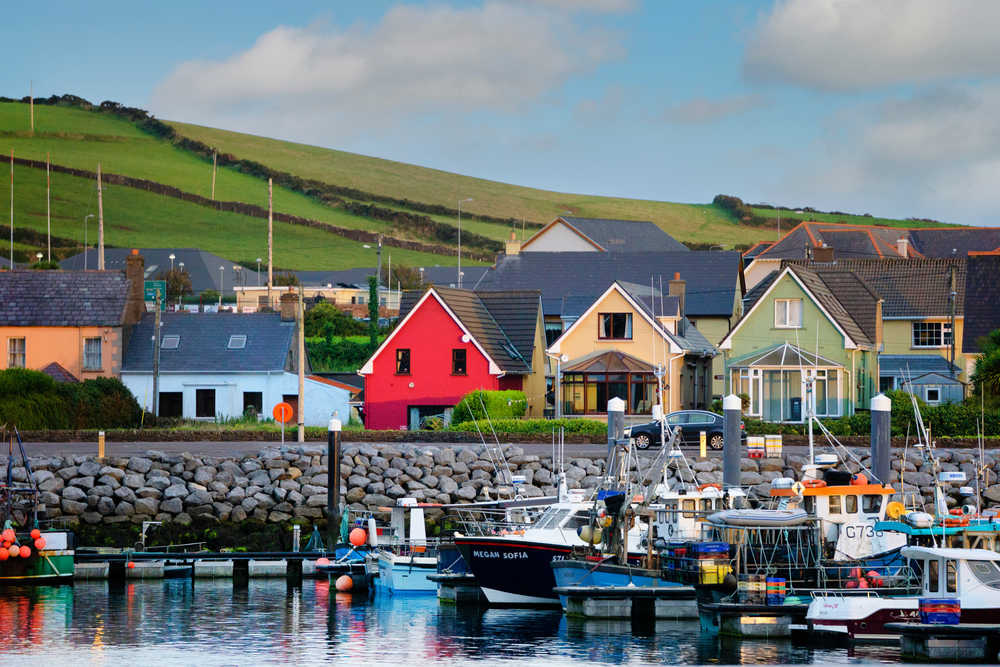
[[363, 294, 514, 430]]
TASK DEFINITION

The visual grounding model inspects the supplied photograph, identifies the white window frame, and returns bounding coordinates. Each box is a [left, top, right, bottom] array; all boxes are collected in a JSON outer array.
[[83, 337, 102, 371], [924, 385, 942, 405], [227, 334, 247, 350], [774, 299, 803, 329], [911, 321, 952, 349], [7, 337, 25, 368]]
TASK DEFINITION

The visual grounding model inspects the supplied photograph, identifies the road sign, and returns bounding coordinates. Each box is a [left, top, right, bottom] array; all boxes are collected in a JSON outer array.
[[792, 481, 805, 496], [273, 402, 294, 424], [143, 280, 166, 311]]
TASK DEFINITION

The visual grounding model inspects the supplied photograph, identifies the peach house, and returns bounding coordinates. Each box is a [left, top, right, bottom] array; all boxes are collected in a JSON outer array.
[[0, 252, 145, 380]]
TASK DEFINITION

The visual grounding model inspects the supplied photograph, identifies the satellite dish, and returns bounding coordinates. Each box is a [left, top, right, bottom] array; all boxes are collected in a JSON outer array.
[[560, 354, 569, 362], [461, 334, 471, 343]]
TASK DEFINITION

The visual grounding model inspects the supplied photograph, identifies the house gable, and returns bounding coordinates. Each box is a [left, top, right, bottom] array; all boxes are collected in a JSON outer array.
[[359, 289, 502, 376], [521, 218, 606, 252]]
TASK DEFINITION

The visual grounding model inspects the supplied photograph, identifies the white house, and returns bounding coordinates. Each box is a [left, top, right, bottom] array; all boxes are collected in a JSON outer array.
[[120, 312, 354, 426]]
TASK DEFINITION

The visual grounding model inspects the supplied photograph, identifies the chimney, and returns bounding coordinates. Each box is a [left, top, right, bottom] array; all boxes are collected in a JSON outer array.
[[279, 292, 297, 321], [813, 244, 834, 262], [123, 249, 145, 325], [668, 271, 686, 317], [505, 231, 521, 256], [896, 236, 909, 257]]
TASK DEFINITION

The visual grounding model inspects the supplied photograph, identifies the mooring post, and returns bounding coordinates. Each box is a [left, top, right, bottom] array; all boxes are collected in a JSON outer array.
[[870, 393, 891, 485], [327, 416, 342, 550], [723, 394, 741, 489], [607, 396, 625, 470]]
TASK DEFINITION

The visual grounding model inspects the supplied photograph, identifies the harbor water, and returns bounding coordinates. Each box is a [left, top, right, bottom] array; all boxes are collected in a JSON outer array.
[[1, 580, 908, 665]]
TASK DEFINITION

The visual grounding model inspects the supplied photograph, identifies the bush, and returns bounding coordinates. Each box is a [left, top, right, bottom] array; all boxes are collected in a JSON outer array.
[[449, 417, 606, 435], [0, 370, 141, 430], [451, 390, 527, 424], [306, 338, 372, 372], [305, 302, 365, 338]]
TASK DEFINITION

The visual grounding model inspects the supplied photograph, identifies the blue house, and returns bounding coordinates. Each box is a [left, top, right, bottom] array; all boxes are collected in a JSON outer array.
[[120, 311, 354, 426]]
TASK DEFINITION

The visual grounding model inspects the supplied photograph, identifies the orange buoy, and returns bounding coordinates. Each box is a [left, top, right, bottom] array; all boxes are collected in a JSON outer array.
[[1, 529, 13, 542], [316, 557, 330, 566], [335, 575, 353, 592], [851, 473, 868, 486], [18, 545, 29, 559], [8, 545, 19, 558], [349, 528, 367, 547], [0, 549, 7, 561], [127, 561, 136, 569], [30, 529, 41, 540], [34, 538, 46, 550]]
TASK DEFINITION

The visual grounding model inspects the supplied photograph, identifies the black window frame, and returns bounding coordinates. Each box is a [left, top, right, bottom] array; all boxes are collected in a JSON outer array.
[[395, 348, 411, 375], [159, 391, 183, 418], [598, 312, 633, 340], [243, 391, 263, 416], [195, 388, 216, 419], [451, 349, 467, 376]]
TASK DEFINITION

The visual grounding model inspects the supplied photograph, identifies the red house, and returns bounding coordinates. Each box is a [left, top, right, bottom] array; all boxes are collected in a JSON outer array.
[[359, 286, 545, 430]]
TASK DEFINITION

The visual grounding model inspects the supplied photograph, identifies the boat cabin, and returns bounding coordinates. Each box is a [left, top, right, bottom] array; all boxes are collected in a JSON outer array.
[[648, 485, 747, 541], [904, 546, 1000, 605]]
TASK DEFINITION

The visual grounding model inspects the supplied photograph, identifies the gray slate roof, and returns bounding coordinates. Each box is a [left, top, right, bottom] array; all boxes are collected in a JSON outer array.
[[786, 265, 877, 348], [61, 248, 252, 295], [0, 270, 129, 326], [962, 254, 1000, 354], [474, 251, 742, 317], [294, 266, 487, 289], [784, 258, 965, 319], [398, 287, 541, 373], [879, 354, 961, 378], [622, 283, 715, 355], [553, 217, 688, 253], [123, 312, 296, 373]]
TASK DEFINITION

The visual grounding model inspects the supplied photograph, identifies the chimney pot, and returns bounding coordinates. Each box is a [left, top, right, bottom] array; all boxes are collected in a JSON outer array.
[[673, 272, 680, 280], [668, 273, 686, 318], [896, 236, 909, 257], [280, 292, 297, 321]]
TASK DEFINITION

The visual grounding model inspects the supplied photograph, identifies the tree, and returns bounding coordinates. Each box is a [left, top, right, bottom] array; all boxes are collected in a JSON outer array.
[[389, 264, 423, 289], [275, 271, 299, 286], [304, 302, 364, 339], [368, 275, 379, 350], [159, 268, 193, 302], [973, 329, 1000, 402]]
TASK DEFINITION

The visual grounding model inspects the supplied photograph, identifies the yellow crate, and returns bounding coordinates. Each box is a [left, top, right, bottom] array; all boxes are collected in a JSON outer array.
[[699, 563, 733, 585]]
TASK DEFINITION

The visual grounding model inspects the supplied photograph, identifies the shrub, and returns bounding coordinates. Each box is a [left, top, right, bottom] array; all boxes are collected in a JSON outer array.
[[0, 370, 141, 430], [451, 390, 528, 424], [449, 417, 606, 435], [305, 302, 365, 338]]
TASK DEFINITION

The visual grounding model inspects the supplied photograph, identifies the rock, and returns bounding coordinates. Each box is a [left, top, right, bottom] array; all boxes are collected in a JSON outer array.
[[70, 476, 95, 490], [438, 477, 458, 494], [147, 477, 171, 491], [114, 487, 137, 503], [456, 486, 477, 500], [160, 497, 183, 514], [134, 498, 159, 515], [174, 513, 192, 526], [57, 466, 78, 480], [240, 497, 259, 513], [81, 511, 103, 524], [99, 466, 125, 482], [62, 486, 87, 502], [230, 506, 247, 522], [61, 498, 87, 515], [96, 496, 116, 515], [306, 494, 326, 507], [268, 511, 292, 522], [163, 484, 188, 499], [194, 467, 216, 485], [692, 460, 716, 472], [90, 485, 114, 497], [984, 485, 1000, 503], [78, 461, 102, 477], [115, 501, 135, 516], [346, 487, 366, 503], [127, 456, 154, 474], [385, 484, 407, 499], [457, 449, 477, 464]]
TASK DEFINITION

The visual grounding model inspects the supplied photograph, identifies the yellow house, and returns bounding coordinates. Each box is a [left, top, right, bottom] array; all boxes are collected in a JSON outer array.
[[0, 253, 145, 381], [547, 281, 716, 416]]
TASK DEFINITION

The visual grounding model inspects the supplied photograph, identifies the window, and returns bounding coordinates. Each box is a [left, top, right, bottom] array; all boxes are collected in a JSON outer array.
[[682, 499, 696, 518], [774, 299, 802, 328], [544, 321, 563, 346], [195, 389, 216, 418], [159, 392, 182, 418], [161, 335, 180, 350], [828, 495, 842, 515], [598, 313, 632, 340], [395, 348, 411, 375], [452, 349, 467, 375], [926, 559, 940, 593], [7, 338, 25, 368], [968, 560, 1000, 590], [925, 386, 941, 404], [862, 495, 883, 514], [912, 321, 952, 348], [535, 508, 569, 530], [82, 337, 103, 370], [227, 335, 247, 349], [666, 413, 689, 425], [880, 376, 895, 393], [243, 391, 263, 416], [946, 560, 958, 593], [845, 494, 858, 514]]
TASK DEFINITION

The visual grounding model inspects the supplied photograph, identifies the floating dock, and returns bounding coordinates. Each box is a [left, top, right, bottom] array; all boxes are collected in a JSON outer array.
[[886, 622, 1000, 662], [553, 585, 698, 620], [428, 572, 484, 604], [699, 601, 809, 638], [73, 550, 329, 584]]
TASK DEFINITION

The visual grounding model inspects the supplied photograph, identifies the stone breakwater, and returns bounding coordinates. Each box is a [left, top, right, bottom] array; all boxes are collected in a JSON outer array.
[[8, 445, 1000, 527]]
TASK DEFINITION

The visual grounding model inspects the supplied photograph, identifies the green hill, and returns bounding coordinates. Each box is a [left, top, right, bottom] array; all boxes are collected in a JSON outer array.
[[0, 96, 954, 269]]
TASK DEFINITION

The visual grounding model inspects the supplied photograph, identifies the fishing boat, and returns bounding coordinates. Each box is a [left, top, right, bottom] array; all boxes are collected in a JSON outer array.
[[0, 426, 74, 584], [807, 546, 1000, 641], [367, 499, 440, 593]]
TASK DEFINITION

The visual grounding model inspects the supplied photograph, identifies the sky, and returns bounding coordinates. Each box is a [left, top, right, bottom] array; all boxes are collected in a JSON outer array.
[[5, 0, 1000, 226]]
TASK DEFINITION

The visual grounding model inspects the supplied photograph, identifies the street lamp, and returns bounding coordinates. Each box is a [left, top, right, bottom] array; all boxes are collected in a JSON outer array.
[[83, 214, 95, 270], [457, 198, 473, 288], [219, 265, 224, 308], [178, 262, 185, 308], [35, 252, 43, 265], [545, 352, 570, 418], [168, 253, 175, 272], [419, 267, 424, 286], [256, 257, 262, 286]]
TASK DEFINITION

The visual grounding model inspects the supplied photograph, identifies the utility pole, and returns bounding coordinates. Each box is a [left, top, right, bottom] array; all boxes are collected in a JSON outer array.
[[153, 289, 162, 417], [267, 178, 273, 309], [949, 265, 957, 378], [46, 152, 50, 261], [376, 234, 383, 288], [29, 81, 33, 134], [211, 151, 217, 201], [97, 162, 105, 270], [297, 284, 305, 443], [9, 150, 13, 269]]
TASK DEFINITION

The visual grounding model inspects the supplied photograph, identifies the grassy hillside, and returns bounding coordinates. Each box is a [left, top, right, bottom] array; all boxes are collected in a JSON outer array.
[[0, 161, 463, 270]]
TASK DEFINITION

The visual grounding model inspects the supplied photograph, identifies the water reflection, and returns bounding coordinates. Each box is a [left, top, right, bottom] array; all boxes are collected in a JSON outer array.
[[1, 580, 905, 665]]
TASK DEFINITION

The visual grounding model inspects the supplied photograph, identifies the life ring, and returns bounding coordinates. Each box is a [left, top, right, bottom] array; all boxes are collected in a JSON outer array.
[[950, 508, 964, 516], [698, 483, 722, 492], [803, 479, 827, 488], [942, 517, 969, 527]]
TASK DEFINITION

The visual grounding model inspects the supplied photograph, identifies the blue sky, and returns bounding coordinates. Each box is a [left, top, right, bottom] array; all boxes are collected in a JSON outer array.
[[5, 1, 1000, 226]]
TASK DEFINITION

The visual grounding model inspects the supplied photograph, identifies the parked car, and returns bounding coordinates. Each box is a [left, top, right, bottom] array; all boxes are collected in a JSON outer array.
[[624, 410, 745, 450]]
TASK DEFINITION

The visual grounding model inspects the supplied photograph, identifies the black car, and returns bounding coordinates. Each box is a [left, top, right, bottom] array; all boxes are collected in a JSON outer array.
[[624, 410, 745, 450]]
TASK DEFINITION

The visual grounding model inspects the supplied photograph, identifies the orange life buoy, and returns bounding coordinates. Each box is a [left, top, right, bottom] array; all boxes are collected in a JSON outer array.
[[942, 517, 969, 527], [803, 479, 827, 488], [698, 483, 722, 492], [950, 508, 964, 516], [851, 473, 868, 486]]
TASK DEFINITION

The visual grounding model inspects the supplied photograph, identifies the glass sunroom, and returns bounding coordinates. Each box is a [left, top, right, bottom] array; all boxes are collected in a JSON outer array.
[[729, 343, 845, 422]]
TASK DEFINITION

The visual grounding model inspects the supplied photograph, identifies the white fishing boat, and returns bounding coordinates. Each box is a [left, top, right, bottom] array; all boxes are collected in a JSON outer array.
[[367, 499, 439, 594]]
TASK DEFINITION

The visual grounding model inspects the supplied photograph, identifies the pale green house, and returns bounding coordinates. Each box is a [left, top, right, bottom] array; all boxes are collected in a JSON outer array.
[[718, 265, 882, 422]]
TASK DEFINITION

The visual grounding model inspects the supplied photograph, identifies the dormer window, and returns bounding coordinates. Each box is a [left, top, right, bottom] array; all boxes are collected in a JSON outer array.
[[161, 335, 180, 350], [228, 335, 247, 349], [599, 313, 632, 340]]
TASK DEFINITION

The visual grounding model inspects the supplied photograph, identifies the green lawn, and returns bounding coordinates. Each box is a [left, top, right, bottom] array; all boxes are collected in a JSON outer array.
[[748, 207, 958, 229], [1, 162, 466, 270]]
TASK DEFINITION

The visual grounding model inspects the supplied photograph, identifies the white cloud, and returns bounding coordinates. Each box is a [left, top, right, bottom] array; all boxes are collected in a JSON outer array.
[[526, 0, 635, 12], [807, 83, 1000, 221], [661, 94, 767, 124], [745, 0, 1000, 90], [151, 2, 622, 141]]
